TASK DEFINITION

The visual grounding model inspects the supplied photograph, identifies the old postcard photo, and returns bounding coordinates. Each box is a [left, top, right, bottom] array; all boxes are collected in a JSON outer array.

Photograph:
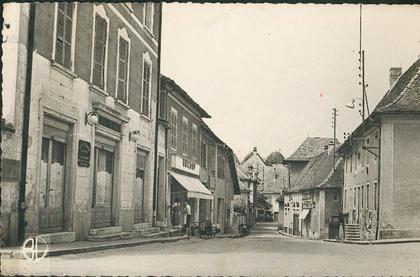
[[1, 2, 420, 276]]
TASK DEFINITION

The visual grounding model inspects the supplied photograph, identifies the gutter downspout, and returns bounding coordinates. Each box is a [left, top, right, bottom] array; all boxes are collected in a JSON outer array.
[[152, 3, 163, 227], [375, 124, 381, 240], [18, 3, 36, 244]]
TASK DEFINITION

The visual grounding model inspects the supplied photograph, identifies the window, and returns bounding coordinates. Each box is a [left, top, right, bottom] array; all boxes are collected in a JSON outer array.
[[353, 188, 356, 208], [350, 154, 353, 173], [361, 185, 364, 208], [344, 189, 347, 210], [333, 193, 339, 201], [92, 13, 108, 89], [201, 143, 207, 168], [170, 108, 177, 149], [217, 153, 225, 179], [116, 35, 129, 103], [141, 60, 151, 116], [182, 117, 188, 153], [55, 3, 74, 69], [366, 184, 370, 210], [374, 181, 378, 210], [144, 3, 154, 32], [192, 124, 198, 159]]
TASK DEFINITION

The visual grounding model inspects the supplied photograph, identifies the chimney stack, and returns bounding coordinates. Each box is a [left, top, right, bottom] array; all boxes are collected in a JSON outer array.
[[253, 147, 257, 152], [389, 67, 402, 88]]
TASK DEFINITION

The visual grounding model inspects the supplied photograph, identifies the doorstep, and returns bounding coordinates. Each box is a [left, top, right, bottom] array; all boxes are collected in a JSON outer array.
[[0, 235, 188, 260], [323, 238, 420, 245]]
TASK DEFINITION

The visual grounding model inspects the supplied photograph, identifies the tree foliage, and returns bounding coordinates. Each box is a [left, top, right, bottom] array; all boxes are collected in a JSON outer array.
[[255, 192, 272, 210]]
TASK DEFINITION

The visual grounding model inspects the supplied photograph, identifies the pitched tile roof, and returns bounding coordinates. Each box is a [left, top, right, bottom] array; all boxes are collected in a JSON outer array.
[[374, 58, 420, 114], [285, 137, 340, 162], [265, 151, 285, 166], [289, 150, 343, 192], [262, 164, 288, 194]]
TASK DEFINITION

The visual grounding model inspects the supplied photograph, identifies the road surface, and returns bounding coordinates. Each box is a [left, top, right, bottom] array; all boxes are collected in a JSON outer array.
[[2, 222, 420, 276]]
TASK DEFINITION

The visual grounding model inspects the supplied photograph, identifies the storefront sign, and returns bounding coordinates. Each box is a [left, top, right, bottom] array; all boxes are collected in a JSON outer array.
[[78, 140, 91, 167], [302, 192, 312, 209]]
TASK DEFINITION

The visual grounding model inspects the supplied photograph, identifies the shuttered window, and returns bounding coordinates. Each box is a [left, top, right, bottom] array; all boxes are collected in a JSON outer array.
[[182, 117, 188, 153], [93, 15, 107, 89], [55, 3, 74, 69], [144, 3, 154, 32], [141, 61, 151, 116], [192, 124, 198, 159], [117, 37, 129, 103], [170, 109, 177, 149]]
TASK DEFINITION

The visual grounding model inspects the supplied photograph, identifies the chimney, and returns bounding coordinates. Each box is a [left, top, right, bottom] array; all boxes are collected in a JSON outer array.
[[389, 67, 402, 88], [253, 147, 257, 153]]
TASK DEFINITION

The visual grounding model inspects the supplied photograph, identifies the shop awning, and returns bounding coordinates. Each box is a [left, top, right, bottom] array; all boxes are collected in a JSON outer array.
[[299, 209, 310, 219], [170, 172, 213, 200]]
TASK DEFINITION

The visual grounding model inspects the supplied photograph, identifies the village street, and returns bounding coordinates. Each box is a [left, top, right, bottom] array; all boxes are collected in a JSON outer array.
[[3, 222, 420, 276]]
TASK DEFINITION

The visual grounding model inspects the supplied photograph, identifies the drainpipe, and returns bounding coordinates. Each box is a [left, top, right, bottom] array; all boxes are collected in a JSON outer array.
[[152, 3, 163, 227], [375, 124, 382, 240], [18, 2, 36, 244]]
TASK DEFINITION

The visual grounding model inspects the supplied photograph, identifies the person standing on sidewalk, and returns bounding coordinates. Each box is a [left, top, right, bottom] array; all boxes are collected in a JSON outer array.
[[184, 200, 192, 238]]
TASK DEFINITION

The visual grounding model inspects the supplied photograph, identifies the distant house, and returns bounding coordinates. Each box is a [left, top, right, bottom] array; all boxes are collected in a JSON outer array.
[[338, 58, 420, 240], [241, 147, 288, 222], [234, 164, 257, 227], [283, 148, 343, 239], [283, 137, 340, 188]]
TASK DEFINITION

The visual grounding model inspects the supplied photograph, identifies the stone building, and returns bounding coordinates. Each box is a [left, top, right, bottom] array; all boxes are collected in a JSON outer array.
[[160, 76, 240, 234], [283, 149, 343, 239], [241, 147, 288, 222], [339, 58, 420, 240], [1, 2, 163, 245]]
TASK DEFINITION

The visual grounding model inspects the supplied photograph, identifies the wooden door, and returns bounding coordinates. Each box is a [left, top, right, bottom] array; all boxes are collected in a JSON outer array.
[[39, 137, 66, 233], [293, 214, 299, 236], [92, 147, 114, 228], [133, 150, 147, 223]]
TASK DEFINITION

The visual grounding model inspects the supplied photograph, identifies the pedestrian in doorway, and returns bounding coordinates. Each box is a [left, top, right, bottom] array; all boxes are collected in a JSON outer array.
[[184, 200, 191, 238], [171, 198, 181, 228]]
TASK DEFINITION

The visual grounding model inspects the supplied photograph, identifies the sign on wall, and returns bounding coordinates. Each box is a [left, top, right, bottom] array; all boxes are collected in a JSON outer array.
[[78, 140, 91, 167], [302, 192, 312, 209]]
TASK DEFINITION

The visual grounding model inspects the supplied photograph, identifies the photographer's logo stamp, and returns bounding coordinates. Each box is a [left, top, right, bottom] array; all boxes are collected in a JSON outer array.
[[21, 236, 49, 260]]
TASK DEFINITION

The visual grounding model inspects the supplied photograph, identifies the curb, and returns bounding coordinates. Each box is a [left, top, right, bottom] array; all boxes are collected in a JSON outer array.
[[2, 235, 188, 259], [324, 238, 420, 245]]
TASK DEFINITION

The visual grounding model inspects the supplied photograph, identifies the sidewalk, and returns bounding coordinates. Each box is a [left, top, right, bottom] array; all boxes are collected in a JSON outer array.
[[0, 235, 188, 259], [280, 230, 420, 245], [324, 238, 420, 245]]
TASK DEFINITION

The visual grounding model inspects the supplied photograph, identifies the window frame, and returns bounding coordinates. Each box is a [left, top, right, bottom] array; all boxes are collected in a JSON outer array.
[[201, 143, 207, 169], [141, 52, 152, 117], [170, 108, 177, 150], [90, 5, 110, 91], [182, 116, 189, 155], [143, 2, 154, 35], [115, 28, 131, 105], [192, 123, 198, 159], [52, 2, 78, 72]]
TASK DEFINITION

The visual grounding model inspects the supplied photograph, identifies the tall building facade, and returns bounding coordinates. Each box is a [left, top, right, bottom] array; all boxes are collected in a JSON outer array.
[[1, 2, 163, 245]]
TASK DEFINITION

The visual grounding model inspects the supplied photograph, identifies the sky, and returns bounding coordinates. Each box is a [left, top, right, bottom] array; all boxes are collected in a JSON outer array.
[[161, 4, 420, 161]]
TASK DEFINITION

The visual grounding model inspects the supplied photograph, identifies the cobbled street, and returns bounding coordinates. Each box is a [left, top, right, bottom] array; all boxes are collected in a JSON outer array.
[[3, 223, 420, 276]]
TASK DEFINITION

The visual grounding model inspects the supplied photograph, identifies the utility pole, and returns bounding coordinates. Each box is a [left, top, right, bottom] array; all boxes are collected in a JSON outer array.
[[332, 108, 337, 170], [361, 50, 365, 122]]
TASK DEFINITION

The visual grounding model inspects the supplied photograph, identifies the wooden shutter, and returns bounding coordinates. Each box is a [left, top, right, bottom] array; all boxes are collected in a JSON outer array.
[[117, 38, 128, 102], [93, 15, 107, 89], [142, 62, 151, 116], [55, 3, 73, 69]]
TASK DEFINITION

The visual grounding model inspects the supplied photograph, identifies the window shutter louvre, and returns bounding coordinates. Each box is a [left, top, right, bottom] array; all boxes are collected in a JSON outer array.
[[55, 3, 73, 69], [93, 15, 107, 88], [117, 38, 128, 102]]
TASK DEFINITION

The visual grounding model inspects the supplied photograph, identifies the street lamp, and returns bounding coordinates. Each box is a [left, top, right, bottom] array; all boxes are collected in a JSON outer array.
[[345, 98, 362, 109], [85, 111, 99, 126], [128, 130, 141, 142]]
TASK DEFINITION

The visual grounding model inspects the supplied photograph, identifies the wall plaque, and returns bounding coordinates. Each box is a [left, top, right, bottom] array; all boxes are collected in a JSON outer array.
[[78, 140, 91, 167]]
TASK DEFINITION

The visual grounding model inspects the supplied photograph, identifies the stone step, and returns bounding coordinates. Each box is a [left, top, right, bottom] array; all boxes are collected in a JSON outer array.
[[142, 231, 170, 239], [345, 230, 361, 234], [169, 229, 183, 237], [87, 232, 131, 242], [132, 223, 152, 230], [89, 226, 123, 236], [38, 232, 76, 244], [132, 227, 161, 237]]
